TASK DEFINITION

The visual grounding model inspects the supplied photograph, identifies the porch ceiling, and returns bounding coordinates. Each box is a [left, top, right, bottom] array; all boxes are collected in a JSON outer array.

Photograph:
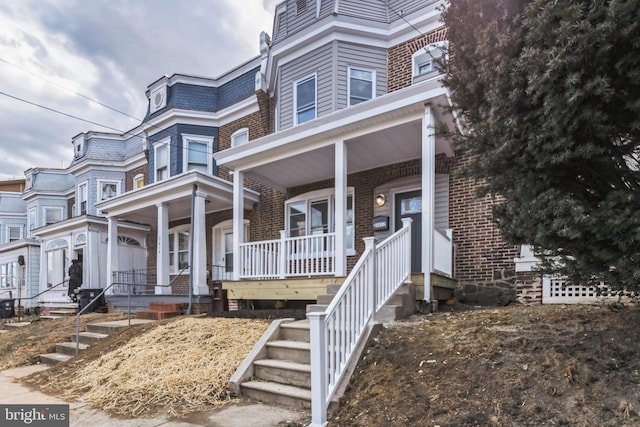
[[97, 170, 260, 224], [216, 78, 458, 191]]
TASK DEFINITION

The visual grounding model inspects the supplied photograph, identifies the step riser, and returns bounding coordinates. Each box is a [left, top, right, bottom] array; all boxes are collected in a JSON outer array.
[[279, 327, 310, 343], [56, 343, 87, 356], [316, 294, 334, 305], [86, 324, 122, 334], [78, 333, 108, 345], [266, 346, 310, 365], [254, 366, 311, 388], [241, 386, 310, 409], [326, 284, 342, 295], [39, 354, 71, 366], [305, 304, 328, 313]]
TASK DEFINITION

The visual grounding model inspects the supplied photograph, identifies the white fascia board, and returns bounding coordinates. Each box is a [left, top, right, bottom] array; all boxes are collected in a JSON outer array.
[[96, 171, 259, 217], [0, 239, 40, 252], [216, 79, 447, 170], [66, 161, 127, 176], [0, 213, 26, 218], [22, 191, 68, 203], [82, 131, 126, 141], [144, 97, 259, 137], [123, 152, 147, 170], [33, 216, 104, 237]]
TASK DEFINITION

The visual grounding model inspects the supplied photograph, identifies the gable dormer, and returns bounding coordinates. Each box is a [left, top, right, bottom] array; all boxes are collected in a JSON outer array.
[[72, 133, 86, 159]]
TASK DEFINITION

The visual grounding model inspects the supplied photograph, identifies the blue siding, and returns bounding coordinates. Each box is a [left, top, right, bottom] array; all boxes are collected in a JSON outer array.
[[149, 124, 219, 183], [217, 67, 259, 110]]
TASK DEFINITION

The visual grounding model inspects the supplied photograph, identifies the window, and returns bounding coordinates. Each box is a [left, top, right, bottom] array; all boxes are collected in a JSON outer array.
[[348, 68, 374, 106], [28, 208, 36, 231], [98, 180, 120, 202], [7, 226, 22, 242], [231, 128, 249, 147], [133, 174, 145, 189], [168, 226, 190, 273], [0, 262, 17, 288], [286, 189, 355, 253], [412, 42, 448, 81], [295, 75, 316, 125], [78, 182, 88, 215], [182, 135, 213, 174], [154, 139, 170, 182], [44, 207, 62, 226]]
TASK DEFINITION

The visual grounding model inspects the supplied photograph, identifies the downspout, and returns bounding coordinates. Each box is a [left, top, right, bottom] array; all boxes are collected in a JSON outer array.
[[187, 184, 196, 315]]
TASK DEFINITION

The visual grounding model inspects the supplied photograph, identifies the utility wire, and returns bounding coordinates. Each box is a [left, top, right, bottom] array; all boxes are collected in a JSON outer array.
[[0, 57, 143, 123]]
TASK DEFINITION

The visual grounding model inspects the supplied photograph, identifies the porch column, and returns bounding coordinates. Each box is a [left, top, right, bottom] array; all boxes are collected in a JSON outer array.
[[156, 202, 171, 295], [334, 140, 347, 277], [106, 218, 118, 293], [192, 190, 208, 295], [39, 243, 47, 295], [422, 105, 436, 302], [232, 170, 244, 281]]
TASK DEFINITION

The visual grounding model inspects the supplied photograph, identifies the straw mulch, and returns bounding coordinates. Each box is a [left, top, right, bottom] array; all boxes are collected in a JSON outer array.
[[61, 317, 268, 417]]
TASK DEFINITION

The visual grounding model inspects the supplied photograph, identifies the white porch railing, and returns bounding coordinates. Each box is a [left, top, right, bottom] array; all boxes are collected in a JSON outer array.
[[307, 218, 412, 427], [433, 228, 454, 277], [239, 232, 336, 279]]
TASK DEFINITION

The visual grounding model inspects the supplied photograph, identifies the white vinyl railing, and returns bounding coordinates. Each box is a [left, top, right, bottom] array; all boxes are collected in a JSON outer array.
[[239, 232, 336, 279], [433, 228, 454, 277], [307, 218, 412, 427]]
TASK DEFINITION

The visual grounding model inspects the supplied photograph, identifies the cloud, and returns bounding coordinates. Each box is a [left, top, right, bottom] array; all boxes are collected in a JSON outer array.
[[0, 0, 275, 180]]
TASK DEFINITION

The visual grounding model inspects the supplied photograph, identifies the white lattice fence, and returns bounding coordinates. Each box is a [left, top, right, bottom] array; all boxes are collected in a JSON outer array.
[[543, 276, 639, 304]]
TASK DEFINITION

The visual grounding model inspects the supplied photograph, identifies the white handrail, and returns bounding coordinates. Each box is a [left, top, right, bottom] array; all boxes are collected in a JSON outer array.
[[307, 218, 412, 426]]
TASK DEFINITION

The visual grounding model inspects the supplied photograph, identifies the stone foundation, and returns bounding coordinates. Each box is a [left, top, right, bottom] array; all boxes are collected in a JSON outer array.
[[456, 270, 517, 306]]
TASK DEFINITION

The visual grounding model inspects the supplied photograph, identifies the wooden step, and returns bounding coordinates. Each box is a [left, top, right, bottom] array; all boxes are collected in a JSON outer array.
[[39, 352, 72, 366], [279, 320, 310, 342], [254, 359, 311, 388], [55, 342, 89, 356], [266, 340, 310, 364], [240, 381, 311, 409]]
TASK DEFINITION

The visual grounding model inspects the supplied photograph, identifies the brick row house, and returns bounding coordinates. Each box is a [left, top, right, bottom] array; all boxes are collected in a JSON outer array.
[[0, 0, 548, 316]]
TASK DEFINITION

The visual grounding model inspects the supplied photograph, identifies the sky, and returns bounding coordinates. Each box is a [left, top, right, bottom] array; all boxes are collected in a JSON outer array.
[[0, 0, 277, 180]]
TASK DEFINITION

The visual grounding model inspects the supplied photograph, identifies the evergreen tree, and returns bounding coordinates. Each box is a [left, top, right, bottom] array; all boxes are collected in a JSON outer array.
[[443, 0, 640, 290]]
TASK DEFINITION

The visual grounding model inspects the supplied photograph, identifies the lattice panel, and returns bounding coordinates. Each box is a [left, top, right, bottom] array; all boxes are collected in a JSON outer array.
[[543, 277, 639, 304]]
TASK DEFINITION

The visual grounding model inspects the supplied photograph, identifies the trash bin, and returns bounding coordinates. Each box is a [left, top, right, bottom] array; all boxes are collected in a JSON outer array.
[[0, 299, 15, 319], [79, 289, 105, 313], [210, 281, 228, 314]]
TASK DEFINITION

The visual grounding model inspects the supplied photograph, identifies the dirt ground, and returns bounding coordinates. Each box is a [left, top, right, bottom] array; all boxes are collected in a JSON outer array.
[[328, 303, 640, 427], [3, 304, 640, 426]]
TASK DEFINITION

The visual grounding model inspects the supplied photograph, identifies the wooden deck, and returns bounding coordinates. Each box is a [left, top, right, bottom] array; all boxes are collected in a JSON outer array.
[[221, 273, 457, 301]]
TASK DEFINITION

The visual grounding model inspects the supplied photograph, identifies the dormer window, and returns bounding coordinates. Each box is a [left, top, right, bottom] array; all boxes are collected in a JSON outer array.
[[149, 84, 167, 115], [73, 135, 85, 158]]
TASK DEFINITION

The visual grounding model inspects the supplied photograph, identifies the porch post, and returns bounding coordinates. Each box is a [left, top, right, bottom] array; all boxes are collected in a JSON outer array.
[[106, 217, 118, 292], [39, 243, 47, 295], [334, 140, 347, 277], [422, 105, 436, 302], [192, 190, 208, 295], [232, 170, 244, 281], [156, 202, 171, 295]]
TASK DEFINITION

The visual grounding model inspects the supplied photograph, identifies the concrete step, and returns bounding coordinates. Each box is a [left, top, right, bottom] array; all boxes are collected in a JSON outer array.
[[374, 304, 403, 323], [4, 322, 31, 329], [316, 294, 334, 305], [266, 340, 310, 364], [279, 320, 310, 342], [326, 284, 341, 295], [39, 352, 72, 366], [78, 331, 109, 345], [240, 381, 311, 409], [86, 319, 154, 334], [254, 359, 311, 388], [49, 309, 78, 316], [55, 342, 89, 356]]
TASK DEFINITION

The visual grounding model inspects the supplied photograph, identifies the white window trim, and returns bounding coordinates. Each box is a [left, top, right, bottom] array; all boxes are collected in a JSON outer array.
[[294, 73, 317, 125], [6, 225, 23, 243], [412, 41, 448, 80], [97, 179, 122, 202], [43, 207, 63, 226], [347, 67, 376, 106], [230, 128, 249, 148], [168, 225, 190, 274], [285, 187, 356, 256], [154, 137, 171, 182], [77, 180, 88, 216], [133, 173, 145, 190], [181, 134, 214, 174], [28, 207, 36, 232]]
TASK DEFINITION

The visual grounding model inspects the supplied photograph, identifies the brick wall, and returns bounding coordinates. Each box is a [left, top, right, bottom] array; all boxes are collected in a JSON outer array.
[[125, 164, 148, 192], [387, 26, 448, 92], [516, 272, 543, 305]]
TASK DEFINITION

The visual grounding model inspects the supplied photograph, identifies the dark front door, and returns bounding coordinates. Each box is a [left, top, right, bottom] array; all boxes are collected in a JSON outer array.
[[395, 190, 422, 272]]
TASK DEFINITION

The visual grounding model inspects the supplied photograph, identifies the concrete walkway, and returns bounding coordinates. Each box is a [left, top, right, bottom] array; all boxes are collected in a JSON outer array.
[[0, 365, 308, 427]]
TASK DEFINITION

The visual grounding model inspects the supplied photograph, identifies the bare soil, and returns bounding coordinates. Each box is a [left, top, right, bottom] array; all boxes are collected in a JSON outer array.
[[3, 305, 640, 427]]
